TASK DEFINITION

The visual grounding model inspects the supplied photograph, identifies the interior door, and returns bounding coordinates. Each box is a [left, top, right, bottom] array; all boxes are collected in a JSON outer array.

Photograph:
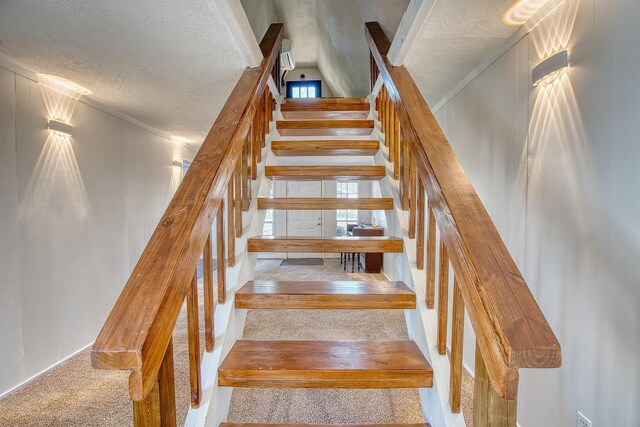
[[286, 180, 322, 258]]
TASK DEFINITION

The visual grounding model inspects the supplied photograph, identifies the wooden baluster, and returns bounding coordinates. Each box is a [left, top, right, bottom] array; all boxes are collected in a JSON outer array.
[[388, 101, 395, 164], [394, 113, 401, 180], [217, 201, 226, 304], [381, 87, 386, 137], [251, 122, 257, 180], [270, 94, 275, 122], [416, 178, 425, 270], [203, 234, 214, 352], [187, 272, 201, 407], [133, 377, 161, 427], [378, 86, 383, 132], [227, 180, 235, 267], [246, 139, 252, 205], [401, 135, 410, 210], [242, 137, 249, 211], [264, 88, 270, 131], [370, 53, 374, 92], [158, 338, 176, 426], [234, 158, 242, 238], [255, 113, 262, 163], [437, 238, 449, 355], [473, 343, 517, 427], [450, 278, 464, 413], [426, 203, 436, 308], [385, 89, 391, 146], [261, 94, 266, 148], [409, 157, 417, 239]]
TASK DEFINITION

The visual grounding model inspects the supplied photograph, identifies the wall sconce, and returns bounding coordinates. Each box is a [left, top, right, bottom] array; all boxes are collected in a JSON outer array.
[[532, 50, 568, 86], [172, 160, 183, 167], [48, 119, 73, 136]]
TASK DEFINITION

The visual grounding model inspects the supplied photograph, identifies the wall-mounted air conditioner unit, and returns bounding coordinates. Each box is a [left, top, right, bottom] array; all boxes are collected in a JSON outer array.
[[281, 39, 295, 71]]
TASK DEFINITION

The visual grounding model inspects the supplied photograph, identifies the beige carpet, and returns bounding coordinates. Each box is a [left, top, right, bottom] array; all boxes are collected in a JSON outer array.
[[0, 258, 474, 427]]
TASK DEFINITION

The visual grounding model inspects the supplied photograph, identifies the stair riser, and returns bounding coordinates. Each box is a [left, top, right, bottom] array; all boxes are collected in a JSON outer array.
[[218, 375, 432, 389]]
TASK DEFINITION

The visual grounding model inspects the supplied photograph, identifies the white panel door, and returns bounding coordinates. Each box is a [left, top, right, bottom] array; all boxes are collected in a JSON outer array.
[[286, 180, 322, 258]]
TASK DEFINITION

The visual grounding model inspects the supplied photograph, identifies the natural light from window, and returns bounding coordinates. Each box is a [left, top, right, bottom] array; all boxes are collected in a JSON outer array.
[[263, 187, 274, 236], [337, 181, 358, 233]]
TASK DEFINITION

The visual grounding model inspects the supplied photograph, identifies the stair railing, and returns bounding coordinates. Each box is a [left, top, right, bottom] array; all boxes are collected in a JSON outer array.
[[90, 24, 282, 426], [366, 21, 561, 426]]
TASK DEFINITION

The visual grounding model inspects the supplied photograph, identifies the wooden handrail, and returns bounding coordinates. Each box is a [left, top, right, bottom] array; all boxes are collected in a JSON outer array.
[[91, 24, 283, 402], [365, 21, 560, 401]]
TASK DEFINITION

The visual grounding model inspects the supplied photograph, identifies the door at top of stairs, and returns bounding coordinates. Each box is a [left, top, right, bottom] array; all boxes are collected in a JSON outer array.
[[286, 180, 322, 258]]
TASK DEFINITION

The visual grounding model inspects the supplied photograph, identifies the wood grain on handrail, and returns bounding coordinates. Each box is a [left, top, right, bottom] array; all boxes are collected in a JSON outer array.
[[91, 24, 283, 401], [366, 21, 560, 399]]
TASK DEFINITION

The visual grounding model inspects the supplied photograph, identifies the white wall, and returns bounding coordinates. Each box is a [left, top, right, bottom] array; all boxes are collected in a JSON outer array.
[[285, 67, 334, 98], [428, 0, 640, 425], [240, 0, 278, 42], [0, 63, 195, 396]]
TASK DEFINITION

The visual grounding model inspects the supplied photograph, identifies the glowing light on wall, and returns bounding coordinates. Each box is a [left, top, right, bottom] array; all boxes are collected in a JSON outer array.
[[533, 50, 568, 86], [503, 0, 569, 28], [48, 119, 73, 137], [171, 136, 190, 146], [38, 74, 92, 99], [503, 0, 548, 25]]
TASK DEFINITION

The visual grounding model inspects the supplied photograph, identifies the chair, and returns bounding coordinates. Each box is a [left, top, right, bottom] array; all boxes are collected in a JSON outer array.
[[341, 224, 358, 270]]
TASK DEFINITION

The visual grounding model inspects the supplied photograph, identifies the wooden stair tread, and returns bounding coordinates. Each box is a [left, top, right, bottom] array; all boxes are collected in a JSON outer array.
[[258, 198, 394, 210], [218, 340, 433, 388], [272, 140, 379, 156], [280, 97, 369, 111], [266, 166, 386, 181], [222, 424, 430, 427], [277, 120, 374, 136], [235, 280, 416, 309], [281, 99, 370, 120], [247, 236, 403, 253]]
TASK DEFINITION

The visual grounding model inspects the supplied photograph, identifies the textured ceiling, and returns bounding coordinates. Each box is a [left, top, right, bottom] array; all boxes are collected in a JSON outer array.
[[404, 0, 518, 107], [241, 0, 408, 97], [0, 0, 248, 144]]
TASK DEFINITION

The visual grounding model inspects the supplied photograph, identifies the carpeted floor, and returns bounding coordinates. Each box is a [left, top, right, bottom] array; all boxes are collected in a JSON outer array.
[[0, 259, 474, 427]]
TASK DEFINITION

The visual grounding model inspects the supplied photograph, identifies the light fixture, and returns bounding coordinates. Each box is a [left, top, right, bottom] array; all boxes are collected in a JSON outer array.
[[172, 160, 183, 167], [38, 74, 92, 98], [532, 50, 568, 86], [48, 119, 73, 136]]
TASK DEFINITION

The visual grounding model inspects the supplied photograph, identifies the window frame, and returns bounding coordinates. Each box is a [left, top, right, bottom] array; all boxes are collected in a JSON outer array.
[[286, 80, 322, 99], [336, 181, 359, 231]]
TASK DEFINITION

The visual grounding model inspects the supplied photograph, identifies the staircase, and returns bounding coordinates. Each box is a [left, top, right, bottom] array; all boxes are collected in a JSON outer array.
[[91, 22, 560, 427], [219, 97, 432, 425]]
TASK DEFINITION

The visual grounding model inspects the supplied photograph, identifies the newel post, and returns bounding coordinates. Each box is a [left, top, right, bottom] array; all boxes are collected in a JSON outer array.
[[473, 343, 517, 427]]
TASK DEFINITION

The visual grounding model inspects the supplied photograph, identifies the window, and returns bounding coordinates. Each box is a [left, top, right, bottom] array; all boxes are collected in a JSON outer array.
[[336, 181, 359, 232], [286, 80, 322, 99], [182, 159, 191, 177], [263, 187, 275, 236], [263, 209, 274, 236]]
